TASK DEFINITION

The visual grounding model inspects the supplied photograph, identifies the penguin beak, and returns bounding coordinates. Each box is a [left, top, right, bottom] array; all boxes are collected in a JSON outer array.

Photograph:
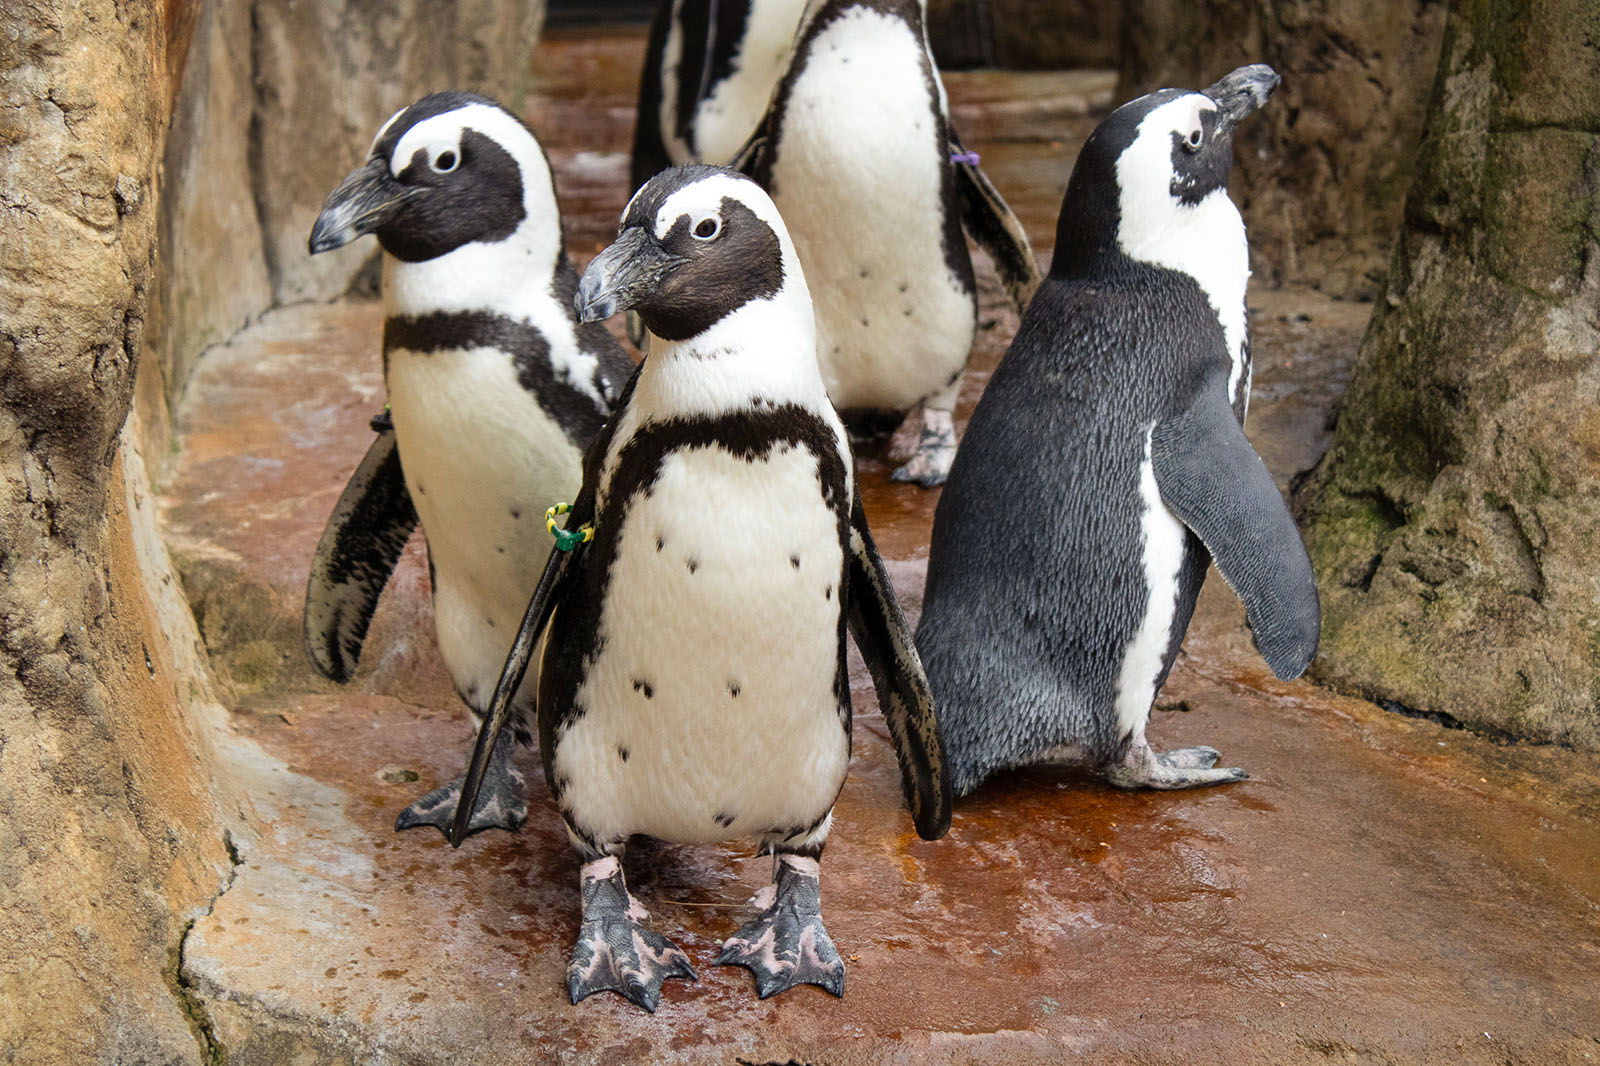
[[309, 157, 409, 254], [575, 227, 682, 323], [1202, 64, 1280, 136]]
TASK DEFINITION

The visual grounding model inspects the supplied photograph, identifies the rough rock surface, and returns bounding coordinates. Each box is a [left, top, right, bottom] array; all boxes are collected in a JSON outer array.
[[928, 0, 1120, 70], [1297, 0, 1600, 749], [0, 3, 234, 1063], [1120, 0, 1449, 296]]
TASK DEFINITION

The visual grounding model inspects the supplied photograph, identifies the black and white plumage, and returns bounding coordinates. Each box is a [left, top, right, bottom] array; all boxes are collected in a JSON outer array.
[[734, 0, 1040, 486], [304, 92, 632, 835], [916, 66, 1320, 797], [630, 0, 809, 192], [451, 165, 950, 1012]]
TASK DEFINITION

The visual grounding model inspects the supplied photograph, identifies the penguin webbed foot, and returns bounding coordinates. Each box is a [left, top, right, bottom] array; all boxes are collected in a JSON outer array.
[[715, 854, 844, 999], [889, 406, 956, 487], [394, 728, 527, 837], [1102, 740, 1248, 790], [568, 857, 696, 1012]]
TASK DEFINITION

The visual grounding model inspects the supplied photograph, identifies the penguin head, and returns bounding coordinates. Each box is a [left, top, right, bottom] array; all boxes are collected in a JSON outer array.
[[308, 91, 556, 264], [1051, 64, 1279, 277], [575, 164, 808, 343]]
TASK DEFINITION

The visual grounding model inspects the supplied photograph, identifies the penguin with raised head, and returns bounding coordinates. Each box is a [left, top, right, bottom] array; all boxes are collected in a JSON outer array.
[[305, 92, 633, 836], [735, 0, 1040, 485], [631, 0, 809, 192], [449, 164, 950, 1011], [916, 66, 1320, 796]]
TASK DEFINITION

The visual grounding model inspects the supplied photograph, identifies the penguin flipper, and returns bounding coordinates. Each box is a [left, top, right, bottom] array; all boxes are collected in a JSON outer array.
[[303, 427, 418, 683], [950, 131, 1041, 314], [1151, 389, 1321, 681], [450, 536, 575, 848], [845, 492, 953, 841]]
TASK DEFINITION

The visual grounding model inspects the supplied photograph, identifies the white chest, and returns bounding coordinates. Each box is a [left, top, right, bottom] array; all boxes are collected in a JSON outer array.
[[766, 7, 974, 411], [385, 345, 583, 661], [1113, 427, 1190, 741], [554, 441, 850, 846]]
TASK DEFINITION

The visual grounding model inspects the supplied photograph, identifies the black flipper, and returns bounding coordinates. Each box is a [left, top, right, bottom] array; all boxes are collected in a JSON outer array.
[[449, 363, 644, 847], [1151, 386, 1321, 680], [449, 512, 581, 848], [303, 427, 418, 682], [949, 131, 1040, 314], [845, 492, 952, 841]]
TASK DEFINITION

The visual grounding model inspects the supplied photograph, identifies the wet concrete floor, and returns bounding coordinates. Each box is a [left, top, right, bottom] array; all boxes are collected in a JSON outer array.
[[161, 26, 1600, 1066]]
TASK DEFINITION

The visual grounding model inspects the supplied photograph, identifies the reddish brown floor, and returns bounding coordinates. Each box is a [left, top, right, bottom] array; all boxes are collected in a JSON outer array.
[[159, 27, 1600, 1066]]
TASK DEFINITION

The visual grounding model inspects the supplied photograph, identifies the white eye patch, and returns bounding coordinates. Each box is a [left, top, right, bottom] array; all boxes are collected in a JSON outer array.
[[1179, 99, 1213, 151], [390, 117, 466, 178]]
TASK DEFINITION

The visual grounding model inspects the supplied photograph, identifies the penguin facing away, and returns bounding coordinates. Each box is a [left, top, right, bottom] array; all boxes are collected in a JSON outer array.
[[450, 165, 950, 1012], [915, 66, 1320, 797], [305, 92, 633, 836], [735, 0, 1041, 486], [630, 0, 810, 193]]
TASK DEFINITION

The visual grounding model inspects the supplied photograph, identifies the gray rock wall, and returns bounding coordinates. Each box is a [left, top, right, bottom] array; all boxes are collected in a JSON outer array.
[[1296, 0, 1600, 748], [148, 0, 548, 439]]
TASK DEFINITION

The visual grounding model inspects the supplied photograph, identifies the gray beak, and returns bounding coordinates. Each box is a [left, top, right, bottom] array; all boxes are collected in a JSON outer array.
[[1202, 64, 1280, 135], [308, 157, 408, 255], [575, 226, 681, 324]]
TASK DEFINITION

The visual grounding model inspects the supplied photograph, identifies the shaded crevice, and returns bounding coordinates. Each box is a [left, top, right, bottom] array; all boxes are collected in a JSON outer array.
[[170, 829, 245, 1066], [244, 0, 279, 299], [1377, 697, 1523, 746]]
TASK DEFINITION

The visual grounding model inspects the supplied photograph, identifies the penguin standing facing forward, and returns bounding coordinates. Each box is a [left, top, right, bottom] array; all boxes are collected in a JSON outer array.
[[736, 0, 1041, 485], [916, 66, 1320, 796], [305, 92, 632, 835], [630, 0, 810, 192], [450, 165, 949, 1011]]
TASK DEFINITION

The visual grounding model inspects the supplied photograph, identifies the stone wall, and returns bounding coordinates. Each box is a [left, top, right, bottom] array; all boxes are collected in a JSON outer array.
[[1120, 0, 1449, 296], [1295, 0, 1600, 748], [0, 3, 235, 1062], [146, 0, 549, 451], [928, 0, 1121, 70]]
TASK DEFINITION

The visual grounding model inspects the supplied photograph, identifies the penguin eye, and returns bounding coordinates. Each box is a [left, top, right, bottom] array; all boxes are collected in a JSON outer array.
[[1184, 127, 1203, 152], [692, 216, 721, 241], [431, 149, 459, 174]]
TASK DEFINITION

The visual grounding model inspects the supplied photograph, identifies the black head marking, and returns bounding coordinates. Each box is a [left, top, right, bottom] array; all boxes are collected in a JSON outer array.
[[1168, 106, 1232, 207], [368, 92, 532, 262], [1049, 88, 1188, 277], [612, 165, 784, 341]]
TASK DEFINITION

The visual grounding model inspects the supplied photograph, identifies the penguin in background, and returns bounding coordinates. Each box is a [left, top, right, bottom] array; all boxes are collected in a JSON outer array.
[[448, 165, 950, 1012], [305, 92, 633, 836], [630, 0, 810, 194], [733, 0, 1041, 486], [915, 66, 1321, 796]]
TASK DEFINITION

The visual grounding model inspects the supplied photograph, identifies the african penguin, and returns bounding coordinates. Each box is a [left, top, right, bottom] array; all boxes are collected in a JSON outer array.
[[304, 91, 633, 836], [735, 0, 1040, 486], [630, 0, 810, 193], [915, 65, 1321, 796], [447, 164, 950, 1012]]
